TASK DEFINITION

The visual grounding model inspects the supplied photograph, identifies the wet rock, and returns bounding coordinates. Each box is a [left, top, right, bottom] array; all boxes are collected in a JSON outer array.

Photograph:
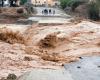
[[17, 8, 24, 14], [6, 74, 17, 80], [78, 57, 83, 59], [24, 56, 32, 61]]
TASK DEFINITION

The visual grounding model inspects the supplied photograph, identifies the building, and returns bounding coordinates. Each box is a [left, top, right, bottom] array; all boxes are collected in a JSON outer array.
[[0, 0, 20, 7], [0, 0, 60, 7], [30, 0, 60, 7]]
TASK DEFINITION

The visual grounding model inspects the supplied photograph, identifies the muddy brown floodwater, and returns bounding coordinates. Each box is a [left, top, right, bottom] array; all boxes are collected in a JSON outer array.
[[0, 21, 100, 79]]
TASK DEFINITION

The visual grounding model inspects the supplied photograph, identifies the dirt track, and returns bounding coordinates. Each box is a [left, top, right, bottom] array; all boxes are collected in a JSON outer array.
[[0, 21, 100, 79]]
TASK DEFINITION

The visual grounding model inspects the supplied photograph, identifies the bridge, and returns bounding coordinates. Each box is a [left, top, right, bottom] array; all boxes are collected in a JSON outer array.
[[28, 7, 72, 24]]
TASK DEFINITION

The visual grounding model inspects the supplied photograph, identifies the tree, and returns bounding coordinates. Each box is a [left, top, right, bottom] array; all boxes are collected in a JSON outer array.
[[60, 0, 71, 9], [20, 0, 27, 5], [88, 1, 100, 20], [60, 0, 85, 10], [71, 0, 85, 11]]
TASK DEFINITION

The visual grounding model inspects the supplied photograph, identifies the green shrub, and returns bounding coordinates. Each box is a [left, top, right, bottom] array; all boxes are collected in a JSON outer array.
[[60, 0, 85, 10], [88, 1, 100, 20], [24, 3, 36, 14], [20, 0, 27, 5], [71, 0, 85, 11], [67, 0, 74, 6], [60, 0, 71, 9], [7, 74, 17, 80]]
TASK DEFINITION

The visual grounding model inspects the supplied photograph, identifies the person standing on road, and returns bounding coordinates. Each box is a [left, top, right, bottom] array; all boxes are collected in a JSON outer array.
[[42, 10, 43, 14], [44, 9, 48, 15], [49, 9, 51, 14], [53, 10, 55, 15]]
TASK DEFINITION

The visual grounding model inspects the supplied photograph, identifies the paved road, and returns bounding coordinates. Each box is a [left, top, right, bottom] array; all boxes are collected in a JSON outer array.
[[17, 56, 100, 80]]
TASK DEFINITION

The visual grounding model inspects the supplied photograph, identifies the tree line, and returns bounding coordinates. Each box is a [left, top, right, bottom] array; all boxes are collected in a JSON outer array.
[[60, 0, 100, 20]]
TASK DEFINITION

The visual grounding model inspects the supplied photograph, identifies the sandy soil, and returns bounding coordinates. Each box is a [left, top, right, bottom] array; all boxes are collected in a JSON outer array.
[[0, 21, 100, 79]]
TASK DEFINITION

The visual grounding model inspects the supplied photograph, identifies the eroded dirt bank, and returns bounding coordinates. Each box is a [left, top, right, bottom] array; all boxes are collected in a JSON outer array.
[[0, 21, 100, 79]]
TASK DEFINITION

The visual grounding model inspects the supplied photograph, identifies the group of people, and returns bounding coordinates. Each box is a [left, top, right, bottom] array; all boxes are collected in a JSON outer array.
[[42, 9, 55, 15]]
